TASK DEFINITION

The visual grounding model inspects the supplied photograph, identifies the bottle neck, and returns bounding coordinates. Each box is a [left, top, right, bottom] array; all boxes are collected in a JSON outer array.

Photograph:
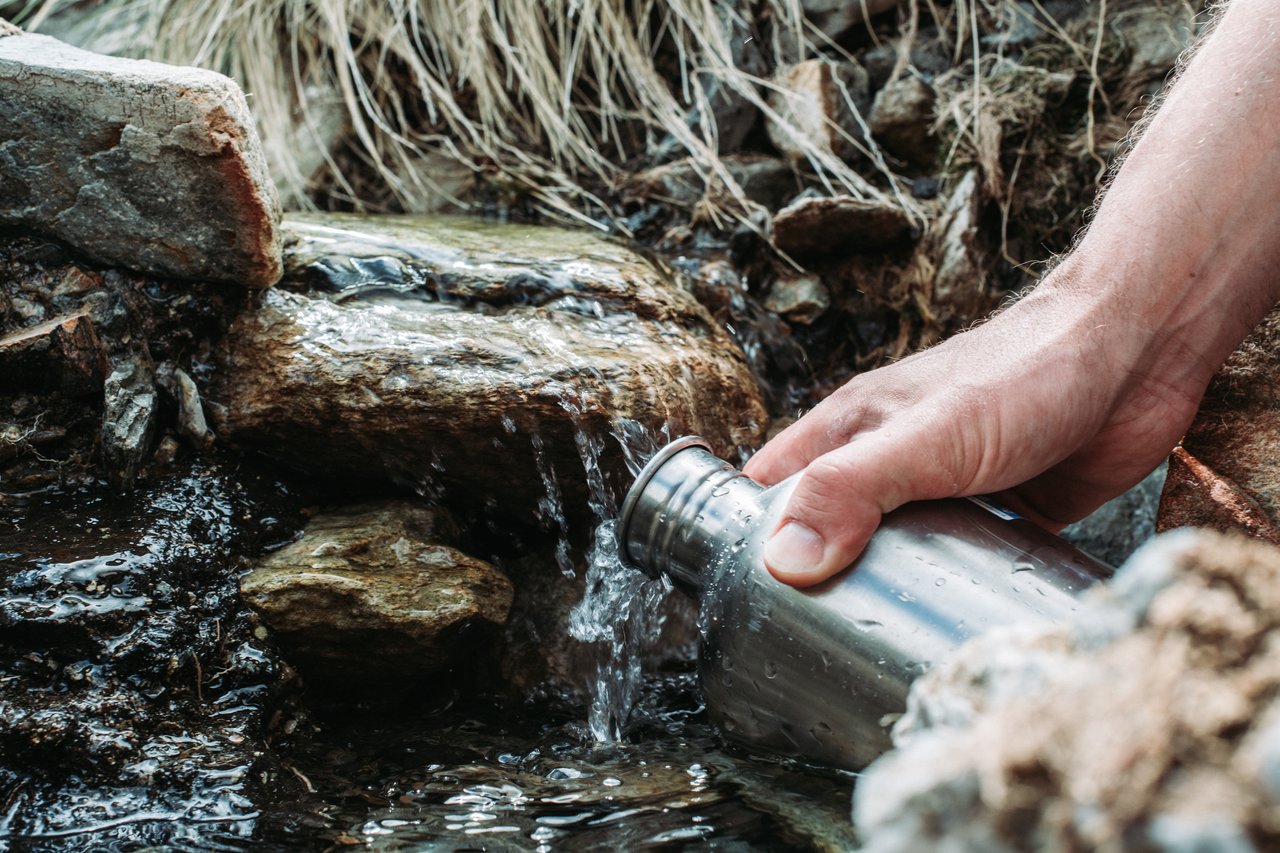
[[618, 443, 765, 597]]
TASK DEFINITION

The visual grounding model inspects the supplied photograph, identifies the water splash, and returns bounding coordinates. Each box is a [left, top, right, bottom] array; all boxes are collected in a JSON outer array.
[[569, 520, 672, 742]]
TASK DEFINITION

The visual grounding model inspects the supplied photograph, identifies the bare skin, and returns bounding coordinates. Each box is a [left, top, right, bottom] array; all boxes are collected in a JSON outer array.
[[744, 0, 1280, 587]]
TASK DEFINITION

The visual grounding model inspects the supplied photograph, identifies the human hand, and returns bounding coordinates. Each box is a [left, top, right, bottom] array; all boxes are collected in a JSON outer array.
[[743, 274, 1205, 586], [745, 0, 1280, 587]]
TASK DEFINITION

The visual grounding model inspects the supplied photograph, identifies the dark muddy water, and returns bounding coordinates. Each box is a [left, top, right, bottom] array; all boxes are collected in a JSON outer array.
[[0, 460, 855, 851]]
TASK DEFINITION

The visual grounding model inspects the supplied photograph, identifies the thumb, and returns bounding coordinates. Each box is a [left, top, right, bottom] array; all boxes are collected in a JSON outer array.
[[761, 435, 954, 587]]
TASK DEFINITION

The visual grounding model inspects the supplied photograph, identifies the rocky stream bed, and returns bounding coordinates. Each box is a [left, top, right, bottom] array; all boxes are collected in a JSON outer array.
[[7, 2, 1280, 851]]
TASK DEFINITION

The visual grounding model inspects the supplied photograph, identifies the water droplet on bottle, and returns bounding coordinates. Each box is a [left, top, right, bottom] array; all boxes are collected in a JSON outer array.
[[722, 655, 733, 671], [971, 577, 982, 585], [764, 660, 778, 679], [934, 577, 946, 586], [820, 651, 831, 669], [897, 591, 917, 603], [854, 619, 883, 632], [1012, 559, 1035, 573], [711, 486, 729, 497]]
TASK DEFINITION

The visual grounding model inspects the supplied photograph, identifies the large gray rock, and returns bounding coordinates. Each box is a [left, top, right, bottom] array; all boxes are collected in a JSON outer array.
[[0, 31, 282, 286], [241, 501, 513, 680], [854, 530, 1280, 852], [210, 214, 767, 532]]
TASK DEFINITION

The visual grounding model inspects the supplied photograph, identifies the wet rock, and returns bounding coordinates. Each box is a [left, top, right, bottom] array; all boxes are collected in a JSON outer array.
[[0, 32, 282, 286], [628, 154, 799, 211], [1157, 307, 1280, 544], [242, 502, 512, 682], [101, 354, 157, 489], [855, 530, 1280, 852], [870, 76, 937, 166], [801, 0, 905, 40], [763, 274, 830, 324], [0, 312, 107, 396], [766, 60, 870, 163], [772, 194, 914, 258], [210, 214, 767, 532]]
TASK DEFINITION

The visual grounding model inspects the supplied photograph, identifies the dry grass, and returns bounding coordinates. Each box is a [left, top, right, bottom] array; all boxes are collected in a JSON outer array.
[[16, 0, 917, 229]]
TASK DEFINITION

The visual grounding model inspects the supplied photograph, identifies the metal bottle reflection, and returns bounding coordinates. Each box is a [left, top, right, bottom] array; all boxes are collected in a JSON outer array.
[[617, 436, 1111, 770]]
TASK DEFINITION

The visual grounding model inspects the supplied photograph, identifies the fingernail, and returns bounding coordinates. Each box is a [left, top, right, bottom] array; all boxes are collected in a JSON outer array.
[[763, 521, 825, 579]]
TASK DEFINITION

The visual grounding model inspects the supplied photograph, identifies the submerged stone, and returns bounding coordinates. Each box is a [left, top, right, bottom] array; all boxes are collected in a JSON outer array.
[[210, 214, 767, 532], [0, 30, 282, 286], [241, 501, 513, 681]]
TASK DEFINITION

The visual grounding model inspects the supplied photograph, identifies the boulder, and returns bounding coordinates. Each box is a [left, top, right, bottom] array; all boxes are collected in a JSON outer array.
[[1158, 307, 1280, 545], [0, 31, 282, 286], [766, 60, 871, 163], [772, 194, 914, 258], [240, 501, 513, 680], [855, 529, 1280, 852], [209, 214, 767, 533]]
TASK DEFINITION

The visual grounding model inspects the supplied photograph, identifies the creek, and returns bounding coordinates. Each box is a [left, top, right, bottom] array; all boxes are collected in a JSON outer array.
[[0, 212, 874, 850]]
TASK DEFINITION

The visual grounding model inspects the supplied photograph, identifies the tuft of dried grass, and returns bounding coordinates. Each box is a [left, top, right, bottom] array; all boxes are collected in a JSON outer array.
[[17, 0, 913, 229]]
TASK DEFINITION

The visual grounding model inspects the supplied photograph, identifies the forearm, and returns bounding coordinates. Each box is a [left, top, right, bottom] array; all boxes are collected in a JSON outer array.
[[1046, 0, 1280, 387]]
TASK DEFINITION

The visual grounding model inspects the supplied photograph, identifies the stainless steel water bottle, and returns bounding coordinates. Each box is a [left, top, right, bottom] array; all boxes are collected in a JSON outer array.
[[616, 436, 1111, 771]]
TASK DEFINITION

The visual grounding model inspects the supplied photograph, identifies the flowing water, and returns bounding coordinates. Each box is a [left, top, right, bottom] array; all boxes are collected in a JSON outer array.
[[0, 214, 863, 849]]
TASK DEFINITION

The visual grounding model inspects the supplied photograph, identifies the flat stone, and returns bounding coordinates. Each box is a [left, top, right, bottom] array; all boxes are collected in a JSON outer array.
[[766, 60, 870, 163], [0, 32, 282, 286], [101, 352, 156, 489], [209, 214, 768, 532], [772, 194, 914, 258], [1157, 307, 1280, 543], [240, 501, 513, 679]]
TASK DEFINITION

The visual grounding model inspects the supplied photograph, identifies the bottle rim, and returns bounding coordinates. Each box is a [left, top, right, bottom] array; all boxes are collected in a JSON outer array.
[[616, 434, 712, 572]]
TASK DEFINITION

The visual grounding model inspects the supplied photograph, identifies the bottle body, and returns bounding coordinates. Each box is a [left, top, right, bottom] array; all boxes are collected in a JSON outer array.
[[618, 437, 1111, 770]]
